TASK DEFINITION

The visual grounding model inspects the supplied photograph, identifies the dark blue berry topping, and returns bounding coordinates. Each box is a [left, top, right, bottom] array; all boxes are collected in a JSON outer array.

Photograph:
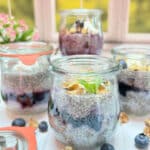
[[101, 143, 115, 150], [38, 121, 48, 132], [12, 118, 26, 127], [119, 59, 127, 69], [135, 133, 149, 149]]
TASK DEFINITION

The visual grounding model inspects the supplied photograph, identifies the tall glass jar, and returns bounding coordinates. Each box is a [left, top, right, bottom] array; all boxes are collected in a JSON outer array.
[[0, 42, 53, 114], [59, 9, 103, 55], [112, 45, 150, 116], [48, 55, 120, 150]]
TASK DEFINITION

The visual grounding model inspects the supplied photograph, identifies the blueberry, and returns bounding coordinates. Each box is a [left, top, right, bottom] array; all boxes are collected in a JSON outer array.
[[38, 121, 48, 132], [135, 133, 149, 149], [61, 112, 83, 128], [80, 22, 84, 28], [61, 112, 103, 131], [101, 143, 115, 150], [33, 91, 46, 102], [17, 94, 32, 108], [12, 118, 26, 127], [70, 117, 84, 128], [119, 59, 127, 69], [75, 20, 81, 28], [61, 112, 70, 121], [86, 114, 103, 131], [52, 105, 60, 116], [75, 20, 80, 25], [1, 92, 7, 101]]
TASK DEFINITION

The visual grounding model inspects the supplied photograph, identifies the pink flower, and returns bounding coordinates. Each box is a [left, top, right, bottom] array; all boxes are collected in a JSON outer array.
[[19, 19, 28, 31], [0, 13, 38, 43], [0, 13, 9, 24], [32, 31, 39, 41], [6, 27, 16, 42]]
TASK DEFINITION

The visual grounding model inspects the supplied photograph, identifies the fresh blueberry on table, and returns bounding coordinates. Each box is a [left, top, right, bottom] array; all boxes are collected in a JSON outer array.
[[38, 121, 48, 132], [135, 133, 149, 149], [12, 118, 26, 127], [101, 143, 115, 150]]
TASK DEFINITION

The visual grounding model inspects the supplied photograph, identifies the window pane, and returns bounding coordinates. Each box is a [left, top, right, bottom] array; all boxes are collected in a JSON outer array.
[[56, 0, 109, 32], [0, 0, 34, 28], [129, 0, 150, 33]]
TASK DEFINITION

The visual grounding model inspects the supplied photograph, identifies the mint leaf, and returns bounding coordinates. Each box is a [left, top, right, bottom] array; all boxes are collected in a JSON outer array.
[[78, 77, 103, 94], [78, 79, 92, 93]]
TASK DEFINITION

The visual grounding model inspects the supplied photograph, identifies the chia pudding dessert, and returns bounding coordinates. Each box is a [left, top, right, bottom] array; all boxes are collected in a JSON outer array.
[[1, 60, 51, 113], [112, 45, 150, 115], [48, 56, 120, 150], [59, 9, 103, 55], [0, 42, 52, 114]]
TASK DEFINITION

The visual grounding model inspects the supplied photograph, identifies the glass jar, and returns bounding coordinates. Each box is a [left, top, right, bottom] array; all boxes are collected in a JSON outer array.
[[112, 45, 150, 116], [48, 55, 120, 150], [0, 131, 28, 150], [0, 42, 52, 114], [59, 9, 103, 55]]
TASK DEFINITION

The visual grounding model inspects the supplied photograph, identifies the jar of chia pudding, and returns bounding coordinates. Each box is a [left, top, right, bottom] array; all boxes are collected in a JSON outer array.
[[59, 9, 103, 55], [48, 55, 120, 150], [112, 45, 150, 116], [0, 42, 53, 114]]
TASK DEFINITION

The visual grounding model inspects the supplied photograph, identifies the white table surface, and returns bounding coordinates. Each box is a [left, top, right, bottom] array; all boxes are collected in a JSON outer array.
[[0, 102, 149, 150]]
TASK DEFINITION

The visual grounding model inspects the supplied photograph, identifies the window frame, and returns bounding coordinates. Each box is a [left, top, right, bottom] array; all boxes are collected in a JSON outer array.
[[34, 0, 150, 44]]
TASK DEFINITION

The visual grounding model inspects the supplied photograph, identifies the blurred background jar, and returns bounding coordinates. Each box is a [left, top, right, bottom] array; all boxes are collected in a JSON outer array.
[[59, 9, 103, 55], [112, 45, 150, 116], [48, 55, 120, 150], [0, 42, 53, 114]]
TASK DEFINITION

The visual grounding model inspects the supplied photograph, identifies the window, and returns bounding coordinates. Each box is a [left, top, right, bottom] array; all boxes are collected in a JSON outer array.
[[129, 0, 150, 33], [0, 0, 35, 28], [55, 0, 109, 32], [34, 0, 130, 43], [1, 0, 150, 43]]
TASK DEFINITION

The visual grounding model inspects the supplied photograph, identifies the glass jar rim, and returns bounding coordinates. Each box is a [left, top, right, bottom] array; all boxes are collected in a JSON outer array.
[[112, 44, 150, 59], [60, 9, 102, 16], [0, 41, 53, 57], [51, 55, 119, 75], [0, 41, 53, 65]]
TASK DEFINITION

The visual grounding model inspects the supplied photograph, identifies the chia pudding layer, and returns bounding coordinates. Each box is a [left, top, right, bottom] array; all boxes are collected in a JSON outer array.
[[1, 68, 51, 113], [49, 83, 119, 149], [118, 70, 150, 115]]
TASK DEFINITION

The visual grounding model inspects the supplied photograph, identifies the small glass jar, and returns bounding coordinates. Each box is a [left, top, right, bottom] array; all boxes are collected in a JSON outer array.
[[0, 131, 28, 150], [59, 9, 103, 55], [48, 55, 120, 150], [0, 42, 52, 114], [112, 45, 150, 116]]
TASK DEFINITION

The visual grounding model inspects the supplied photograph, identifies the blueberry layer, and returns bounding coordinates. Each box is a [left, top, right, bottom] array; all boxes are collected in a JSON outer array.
[[119, 81, 148, 97], [50, 103, 104, 131], [1, 90, 50, 108]]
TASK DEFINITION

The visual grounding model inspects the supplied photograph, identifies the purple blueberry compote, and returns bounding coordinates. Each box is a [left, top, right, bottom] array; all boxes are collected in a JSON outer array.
[[2, 90, 50, 109], [59, 31, 103, 55]]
